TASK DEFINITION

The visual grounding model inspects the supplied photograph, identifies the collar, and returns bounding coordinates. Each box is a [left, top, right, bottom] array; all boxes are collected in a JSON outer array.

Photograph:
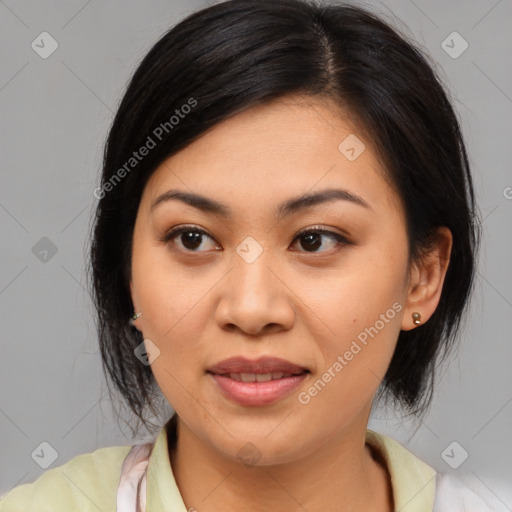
[[365, 429, 436, 511], [145, 415, 187, 510]]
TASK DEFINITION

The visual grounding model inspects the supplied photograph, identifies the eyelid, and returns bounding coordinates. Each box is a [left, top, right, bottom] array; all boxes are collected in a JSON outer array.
[[294, 225, 351, 242]]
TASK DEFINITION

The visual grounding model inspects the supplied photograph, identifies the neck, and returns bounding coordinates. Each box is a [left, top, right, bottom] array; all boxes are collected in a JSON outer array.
[[168, 415, 393, 512]]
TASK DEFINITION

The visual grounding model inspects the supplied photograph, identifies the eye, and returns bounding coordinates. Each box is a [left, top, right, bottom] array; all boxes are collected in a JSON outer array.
[[160, 224, 351, 255], [290, 226, 351, 253], [159, 225, 220, 253]]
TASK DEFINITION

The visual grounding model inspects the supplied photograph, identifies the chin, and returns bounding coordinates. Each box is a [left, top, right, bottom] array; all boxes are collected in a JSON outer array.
[[202, 419, 313, 467]]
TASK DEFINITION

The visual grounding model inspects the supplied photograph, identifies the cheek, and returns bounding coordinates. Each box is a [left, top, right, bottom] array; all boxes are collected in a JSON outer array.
[[303, 244, 407, 337], [132, 226, 204, 334], [130, 238, 211, 382], [142, 297, 211, 414], [296, 293, 403, 428], [297, 247, 407, 403]]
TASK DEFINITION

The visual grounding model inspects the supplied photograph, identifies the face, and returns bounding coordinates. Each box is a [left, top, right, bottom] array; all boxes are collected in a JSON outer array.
[[129, 94, 415, 465]]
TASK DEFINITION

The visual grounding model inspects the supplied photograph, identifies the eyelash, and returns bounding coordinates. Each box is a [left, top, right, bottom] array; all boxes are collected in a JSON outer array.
[[159, 224, 351, 254]]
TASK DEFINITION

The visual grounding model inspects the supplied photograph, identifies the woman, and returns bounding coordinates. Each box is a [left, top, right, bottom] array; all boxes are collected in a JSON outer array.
[[1, 0, 505, 510]]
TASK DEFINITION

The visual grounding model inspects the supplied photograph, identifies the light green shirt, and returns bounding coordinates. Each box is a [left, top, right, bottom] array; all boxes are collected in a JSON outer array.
[[0, 422, 436, 511]]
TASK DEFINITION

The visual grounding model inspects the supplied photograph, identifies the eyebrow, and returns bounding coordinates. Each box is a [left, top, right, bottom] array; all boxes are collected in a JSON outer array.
[[150, 187, 371, 219]]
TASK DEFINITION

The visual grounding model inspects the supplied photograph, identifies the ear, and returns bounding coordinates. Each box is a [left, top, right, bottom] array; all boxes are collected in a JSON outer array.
[[401, 227, 452, 331]]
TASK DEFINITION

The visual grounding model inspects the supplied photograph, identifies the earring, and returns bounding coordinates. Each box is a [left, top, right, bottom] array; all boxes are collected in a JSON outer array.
[[129, 312, 142, 326], [412, 312, 421, 325]]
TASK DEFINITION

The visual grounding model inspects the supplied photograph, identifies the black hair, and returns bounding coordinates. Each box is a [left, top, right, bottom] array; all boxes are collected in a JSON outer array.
[[87, 0, 479, 435]]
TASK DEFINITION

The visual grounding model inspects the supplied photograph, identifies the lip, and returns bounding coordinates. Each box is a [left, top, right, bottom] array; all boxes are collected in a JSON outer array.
[[208, 372, 308, 406], [207, 356, 309, 407], [207, 356, 309, 375]]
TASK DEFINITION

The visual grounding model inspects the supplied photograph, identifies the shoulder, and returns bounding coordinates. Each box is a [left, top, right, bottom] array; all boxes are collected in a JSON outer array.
[[366, 430, 509, 512], [433, 472, 511, 512], [0, 444, 132, 512]]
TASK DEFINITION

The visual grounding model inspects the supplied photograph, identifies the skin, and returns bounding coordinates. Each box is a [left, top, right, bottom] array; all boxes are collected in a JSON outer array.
[[129, 94, 452, 512]]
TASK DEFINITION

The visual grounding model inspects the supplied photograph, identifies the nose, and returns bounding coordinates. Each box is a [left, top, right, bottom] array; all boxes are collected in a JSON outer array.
[[215, 248, 295, 336]]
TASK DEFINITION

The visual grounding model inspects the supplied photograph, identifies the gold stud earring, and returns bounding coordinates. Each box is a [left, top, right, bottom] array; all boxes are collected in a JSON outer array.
[[412, 312, 421, 325]]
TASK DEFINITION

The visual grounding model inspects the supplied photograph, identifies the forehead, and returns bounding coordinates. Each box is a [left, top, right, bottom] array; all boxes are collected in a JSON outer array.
[[141, 94, 402, 220]]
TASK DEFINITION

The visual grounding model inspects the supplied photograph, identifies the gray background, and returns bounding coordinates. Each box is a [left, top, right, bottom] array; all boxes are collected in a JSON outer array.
[[1, 0, 511, 504]]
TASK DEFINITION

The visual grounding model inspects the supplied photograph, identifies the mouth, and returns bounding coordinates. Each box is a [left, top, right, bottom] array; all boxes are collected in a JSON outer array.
[[206, 356, 310, 406], [207, 355, 310, 376], [210, 371, 309, 382]]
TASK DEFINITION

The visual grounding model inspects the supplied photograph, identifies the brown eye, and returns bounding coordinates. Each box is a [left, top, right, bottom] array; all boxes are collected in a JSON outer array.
[[160, 225, 220, 253], [290, 227, 350, 253], [160, 225, 351, 255]]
